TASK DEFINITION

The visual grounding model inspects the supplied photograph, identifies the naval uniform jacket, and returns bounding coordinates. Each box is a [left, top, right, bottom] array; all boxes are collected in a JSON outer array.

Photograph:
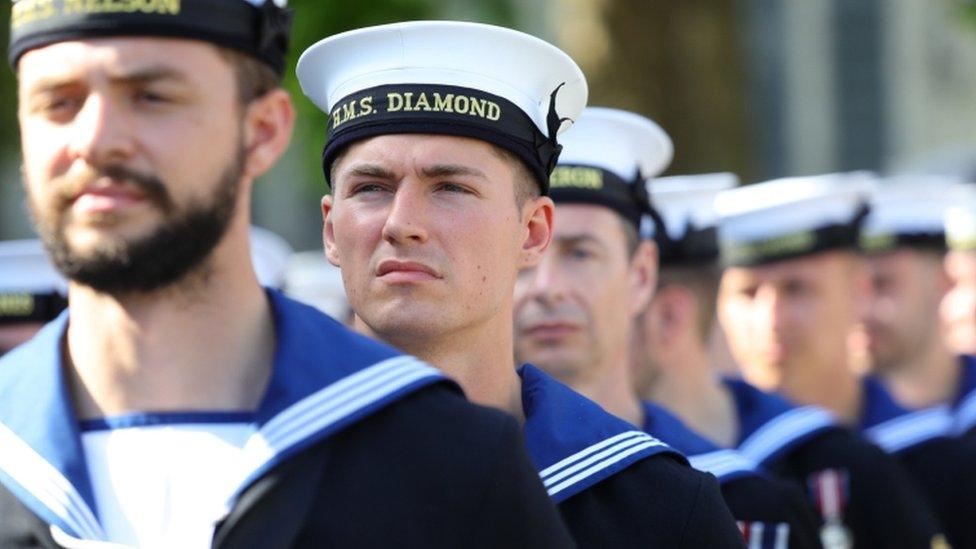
[[954, 354, 976, 438], [642, 402, 823, 549], [0, 292, 574, 548], [519, 365, 745, 548], [861, 376, 976, 549], [725, 378, 945, 549]]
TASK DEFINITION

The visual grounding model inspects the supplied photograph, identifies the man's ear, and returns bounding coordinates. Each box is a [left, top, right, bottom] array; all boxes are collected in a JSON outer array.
[[242, 89, 295, 181], [629, 240, 659, 317], [321, 194, 341, 268], [517, 196, 554, 269]]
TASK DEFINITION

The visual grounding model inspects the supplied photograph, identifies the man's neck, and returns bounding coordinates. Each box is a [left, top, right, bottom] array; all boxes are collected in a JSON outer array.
[[363, 312, 525, 421], [645, 340, 739, 447], [572, 350, 644, 428], [779, 360, 862, 425], [65, 241, 274, 419], [880, 340, 960, 409]]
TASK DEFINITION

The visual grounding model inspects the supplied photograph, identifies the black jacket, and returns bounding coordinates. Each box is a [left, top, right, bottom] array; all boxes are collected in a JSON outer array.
[[0, 385, 574, 548]]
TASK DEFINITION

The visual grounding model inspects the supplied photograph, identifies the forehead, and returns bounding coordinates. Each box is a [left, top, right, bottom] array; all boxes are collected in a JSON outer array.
[[726, 251, 851, 283], [17, 36, 228, 86], [335, 134, 510, 174], [552, 204, 626, 242]]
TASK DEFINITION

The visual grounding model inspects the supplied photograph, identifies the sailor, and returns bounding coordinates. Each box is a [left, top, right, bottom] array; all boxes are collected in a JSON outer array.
[[0, 239, 67, 356], [1, 4, 570, 547], [299, 22, 743, 547], [514, 107, 820, 548], [713, 174, 948, 548], [856, 177, 976, 547], [943, 186, 976, 439], [627, 171, 823, 547], [943, 186, 976, 359]]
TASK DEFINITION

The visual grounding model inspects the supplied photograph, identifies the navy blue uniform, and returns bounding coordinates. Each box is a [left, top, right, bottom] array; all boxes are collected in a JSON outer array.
[[954, 355, 976, 438], [0, 292, 573, 548], [519, 365, 745, 547], [643, 401, 822, 549], [725, 378, 946, 549], [861, 376, 976, 548]]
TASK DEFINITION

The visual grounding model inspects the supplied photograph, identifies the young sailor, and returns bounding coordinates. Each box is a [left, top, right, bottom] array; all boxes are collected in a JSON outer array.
[[0, 5, 571, 546], [714, 174, 948, 548], [855, 178, 976, 548], [301, 22, 743, 547], [514, 108, 821, 548]]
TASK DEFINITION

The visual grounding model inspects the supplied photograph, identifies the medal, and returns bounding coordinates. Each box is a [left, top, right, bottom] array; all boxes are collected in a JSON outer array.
[[820, 520, 853, 549]]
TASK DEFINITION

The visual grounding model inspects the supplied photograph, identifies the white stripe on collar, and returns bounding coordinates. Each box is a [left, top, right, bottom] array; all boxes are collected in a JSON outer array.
[[1, 354, 441, 541], [539, 431, 667, 498], [225, 355, 440, 511], [0, 422, 105, 541], [688, 449, 758, 481], [50, 526, 128, 549], [738, 406, 836, 464], [955, 390, 976, 435], [864, 406, 954, 453]]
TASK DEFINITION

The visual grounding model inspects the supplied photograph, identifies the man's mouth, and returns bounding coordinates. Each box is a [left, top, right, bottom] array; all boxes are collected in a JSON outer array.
[[375, 259, 441, 283]]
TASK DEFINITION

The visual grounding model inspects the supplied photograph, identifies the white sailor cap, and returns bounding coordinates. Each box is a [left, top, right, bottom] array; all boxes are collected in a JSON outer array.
[[296, 20, 588, 194], [0, 239, 67, 324], [859, 175, 964, 254], [945, 184, 976, 252], [648, 172, 739, 264], [250, 225, 293, 290], [714, 172, 876, 267], [549, 107, 671, 228], [282, 251, 349, 321]]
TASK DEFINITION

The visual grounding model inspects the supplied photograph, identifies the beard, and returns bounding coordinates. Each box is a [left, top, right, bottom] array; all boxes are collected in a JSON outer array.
[[29, 149, 244, 295]]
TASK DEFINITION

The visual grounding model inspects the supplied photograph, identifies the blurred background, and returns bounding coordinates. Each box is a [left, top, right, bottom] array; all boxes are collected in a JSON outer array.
[[3, 0, 976, 251]]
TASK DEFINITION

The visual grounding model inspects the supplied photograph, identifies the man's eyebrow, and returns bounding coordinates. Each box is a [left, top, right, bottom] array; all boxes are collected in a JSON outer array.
[[25, 66, 188, 95], [421, 164, 488, 180], [554, 234, 606, 248], [342, 164, 398, 180]]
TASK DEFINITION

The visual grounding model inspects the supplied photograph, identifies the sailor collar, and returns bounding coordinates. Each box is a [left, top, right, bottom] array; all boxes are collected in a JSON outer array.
[[724, 378, 838, 465], [0, 290, 446, 541], [859, 376, 953, 453], [954, 355, 976, 435], [641, 401, 759, 484], [518, 364, 682, 503]]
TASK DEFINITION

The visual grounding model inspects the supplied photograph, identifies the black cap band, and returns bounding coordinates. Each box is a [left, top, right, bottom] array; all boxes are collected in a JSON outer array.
[[549, 163, 652, 228], [9, 0, 292, 74], [0, 291, 66, 325], [322, 83, 563, 194], [859, 230, 947, 255], [657, 225, 720, 266]]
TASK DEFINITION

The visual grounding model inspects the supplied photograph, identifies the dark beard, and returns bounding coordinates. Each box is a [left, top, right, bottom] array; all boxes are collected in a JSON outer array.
[[36, 153, 243, 295]]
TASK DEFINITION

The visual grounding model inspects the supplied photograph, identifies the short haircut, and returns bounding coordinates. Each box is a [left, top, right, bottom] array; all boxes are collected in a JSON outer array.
[[656, 261, 722, 342], [216, 47, 282, 105]]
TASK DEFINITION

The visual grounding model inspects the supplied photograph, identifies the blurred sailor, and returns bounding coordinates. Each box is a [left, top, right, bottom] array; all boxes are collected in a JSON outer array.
[[515, 107, 819, 548], [301, 23, 741, 547], [715, 174, 948, 548], [0, 239, 66, 356]]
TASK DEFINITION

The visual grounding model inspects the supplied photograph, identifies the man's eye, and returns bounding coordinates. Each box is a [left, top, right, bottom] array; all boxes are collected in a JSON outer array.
[[349, 183, 389, 195], [569, 248, 594, 260], [134, 90, 169, 104], [436, 182, 472, 194]]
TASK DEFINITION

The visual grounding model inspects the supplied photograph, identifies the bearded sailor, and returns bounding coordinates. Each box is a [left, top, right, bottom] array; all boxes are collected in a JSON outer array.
[[0, 3, 572, 546]]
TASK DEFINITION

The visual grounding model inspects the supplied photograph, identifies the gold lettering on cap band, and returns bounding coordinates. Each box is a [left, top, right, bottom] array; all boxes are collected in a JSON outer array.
[[12, 0, 181, 30], [858, 232, 897, 254], [0, 294, 36, 317], [725, 231, 817, 264], [549, 166, 604, 190], [330, 90, 503, 131]]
